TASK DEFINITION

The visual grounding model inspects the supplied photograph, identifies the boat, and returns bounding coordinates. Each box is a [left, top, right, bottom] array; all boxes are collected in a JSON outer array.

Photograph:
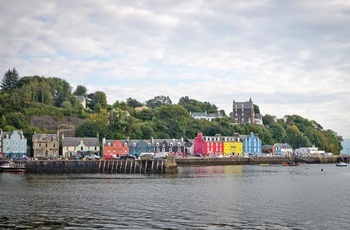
[[336, 162, 347, 167], [259, 163, 269, 166], [0, 161, 26, 172], [282, 161, 300, 166]]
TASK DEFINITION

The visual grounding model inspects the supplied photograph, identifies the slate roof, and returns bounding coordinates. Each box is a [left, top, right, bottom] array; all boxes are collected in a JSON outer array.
[[274, 143, 292, 149], [33, 133, 58, 141], [62, 137, 99, 147], [0, 130, 25, 139]]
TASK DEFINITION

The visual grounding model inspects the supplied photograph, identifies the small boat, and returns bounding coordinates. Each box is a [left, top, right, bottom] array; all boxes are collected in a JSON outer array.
[[260, 163, 269, 166], [0, 162, 26, 172], [336, 162, 347, 167], [282, 161, 300, 166]]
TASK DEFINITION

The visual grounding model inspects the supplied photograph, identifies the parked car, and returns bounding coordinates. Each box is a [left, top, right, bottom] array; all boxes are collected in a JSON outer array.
[[101, 155, 117, 160], [86, 154, 100, 160], [120, 154, 136, 160]]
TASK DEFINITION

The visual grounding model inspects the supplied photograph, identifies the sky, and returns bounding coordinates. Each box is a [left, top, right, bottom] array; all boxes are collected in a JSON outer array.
[[1, 0, 350, 138]]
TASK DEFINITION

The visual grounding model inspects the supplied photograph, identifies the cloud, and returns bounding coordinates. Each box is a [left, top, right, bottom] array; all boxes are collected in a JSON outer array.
[[1, 0, 350, 138]]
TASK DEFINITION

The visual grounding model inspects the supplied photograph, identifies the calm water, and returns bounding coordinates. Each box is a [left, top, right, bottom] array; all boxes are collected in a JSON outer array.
[[1, 164, 350, 229]]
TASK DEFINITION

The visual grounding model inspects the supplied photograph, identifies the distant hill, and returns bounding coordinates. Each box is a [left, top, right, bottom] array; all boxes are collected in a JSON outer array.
[[341, 139, 350, 155]]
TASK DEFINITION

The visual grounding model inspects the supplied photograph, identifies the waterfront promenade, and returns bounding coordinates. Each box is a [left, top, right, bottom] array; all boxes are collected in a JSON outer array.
[[175, 155, 345, 166], [0, 155, 347, 174]]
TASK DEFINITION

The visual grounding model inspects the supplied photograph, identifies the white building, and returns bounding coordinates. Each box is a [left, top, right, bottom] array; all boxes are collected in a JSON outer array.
[[294, 145, 325, 156]]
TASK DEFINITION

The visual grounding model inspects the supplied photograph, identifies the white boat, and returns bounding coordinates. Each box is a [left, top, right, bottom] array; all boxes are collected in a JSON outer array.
[[0, 162, 26, 172], [336, 162, 347, 167]]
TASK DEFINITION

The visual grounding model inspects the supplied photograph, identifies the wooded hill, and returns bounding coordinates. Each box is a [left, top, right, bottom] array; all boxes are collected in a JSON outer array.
[[0, 68, 343, 154]]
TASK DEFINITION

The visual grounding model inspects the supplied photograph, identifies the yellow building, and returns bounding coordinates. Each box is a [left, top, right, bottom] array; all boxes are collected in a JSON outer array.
[[222, 136, 243, 156]]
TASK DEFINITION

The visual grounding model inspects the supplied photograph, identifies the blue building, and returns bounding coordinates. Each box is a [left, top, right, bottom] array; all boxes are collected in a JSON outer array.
[[241, 132, 262, 155], [0, 130, 27, 159], [274, 143, 293, 156]]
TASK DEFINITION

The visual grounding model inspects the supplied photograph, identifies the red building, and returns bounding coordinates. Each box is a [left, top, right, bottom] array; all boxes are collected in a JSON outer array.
[[193, 133, 223, 157], [102, 138, 129, 157]]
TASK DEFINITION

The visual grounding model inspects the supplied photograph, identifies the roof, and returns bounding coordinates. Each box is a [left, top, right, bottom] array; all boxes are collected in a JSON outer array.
[[274, 143, 292, 148], [33, 133, 58, 141], [0, 130, 25, 139], [62, 137, 99, 147]]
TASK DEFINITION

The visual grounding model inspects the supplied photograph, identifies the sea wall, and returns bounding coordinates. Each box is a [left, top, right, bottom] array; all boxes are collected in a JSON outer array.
[[22, 159, 176, 174], [175, 156, 342, 166], [0, 156, 346, 174]]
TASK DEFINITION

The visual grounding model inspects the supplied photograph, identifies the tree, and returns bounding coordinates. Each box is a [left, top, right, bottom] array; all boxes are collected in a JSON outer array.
[[74, 85, 87, 96], [47, 77, 73, 107], [146, 95, 172, 109], [253, 104, 260, 114], [76, 120, 99, 137], [155, 104, 191, 138], [1, 68, 20, 92], [178, 96, 218, 113], [88, 109, 109, 137], [269, 123, 286, 143], [91, 91, 107, 111], [263, 114, 276, 126], [219, 109, 226, 116], [126, 97, 143, 108], [286, 125, 303, 149]]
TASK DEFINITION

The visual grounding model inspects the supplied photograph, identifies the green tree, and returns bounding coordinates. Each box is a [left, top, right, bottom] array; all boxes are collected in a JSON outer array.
[[146, 95, 172, 109], [1, 68, 20, 92], [74, 85, 87, 96], [47, 77, 73, 107], [269, 123, 286, 143], [76, 120, 99, 137], [253, 104, 260, 114], [263, 114, 275, 126], [126, 97, 143, 108], [155, 104, 191, 138], [135, 108, 155, 121], [286, 125, 303, 149], [88, 109, 109, 137], [91, 91, 107, 111]]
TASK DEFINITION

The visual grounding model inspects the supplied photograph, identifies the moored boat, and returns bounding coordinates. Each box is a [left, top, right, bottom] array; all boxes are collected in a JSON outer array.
[[0, 162, 26, 172], [282, 161, 299, 166], [336, 162, 347, 167], [259, 163, 269, 166]]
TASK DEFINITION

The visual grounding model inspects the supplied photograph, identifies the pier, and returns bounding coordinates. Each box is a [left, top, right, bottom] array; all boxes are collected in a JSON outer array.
[[1, 155, 348, 173], [16, 158, 178, 174]]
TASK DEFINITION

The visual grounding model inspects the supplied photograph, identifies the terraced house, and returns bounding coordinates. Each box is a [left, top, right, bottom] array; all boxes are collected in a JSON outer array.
[[221, 135, 243, 156], [62, 135, 100, 158], [240, 132, 262, 155], [193, 133, 223, 157], [32, 133, 59, 158], [0, 130, 27, 159]]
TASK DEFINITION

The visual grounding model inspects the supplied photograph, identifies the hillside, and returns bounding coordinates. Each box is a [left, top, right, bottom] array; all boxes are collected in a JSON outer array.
[[29, 115, 85, 137]]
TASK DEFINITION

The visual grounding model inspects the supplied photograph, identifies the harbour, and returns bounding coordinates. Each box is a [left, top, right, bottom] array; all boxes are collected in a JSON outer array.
[[1, 155, 349, 174], [1, 164, 349, 229]]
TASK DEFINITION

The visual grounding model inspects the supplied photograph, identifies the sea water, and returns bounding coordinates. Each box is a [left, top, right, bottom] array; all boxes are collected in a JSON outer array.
[[0, 164, 349, 229]]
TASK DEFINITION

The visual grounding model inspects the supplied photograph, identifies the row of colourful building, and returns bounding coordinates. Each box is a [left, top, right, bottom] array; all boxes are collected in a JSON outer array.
[[0, 130, 325, 159]]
